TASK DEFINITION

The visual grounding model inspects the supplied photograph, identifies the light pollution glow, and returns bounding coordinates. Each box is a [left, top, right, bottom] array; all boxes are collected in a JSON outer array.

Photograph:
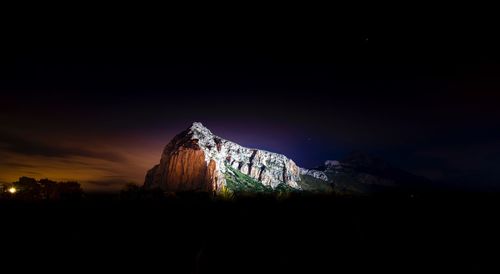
[[0, 132, 167, 192]]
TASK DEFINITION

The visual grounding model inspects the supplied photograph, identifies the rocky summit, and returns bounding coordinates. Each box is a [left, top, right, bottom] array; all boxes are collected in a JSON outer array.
[[144, 122, 430, 195]]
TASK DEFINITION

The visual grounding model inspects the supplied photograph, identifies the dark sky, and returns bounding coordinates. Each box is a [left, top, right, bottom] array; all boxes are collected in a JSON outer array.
[[1, 15, 499, 191]]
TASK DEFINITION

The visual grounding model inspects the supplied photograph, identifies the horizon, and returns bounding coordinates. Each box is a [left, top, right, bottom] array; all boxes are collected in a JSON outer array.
[[0, 121, 410, 192], [2, 22, 500, 192]]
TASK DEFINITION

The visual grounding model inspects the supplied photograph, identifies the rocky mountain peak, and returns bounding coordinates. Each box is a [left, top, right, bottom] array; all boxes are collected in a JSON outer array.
[[324, 160, 341, 168], [188, 122, 213, 137], [145, 122, 303, 193], [144, 123, 431, 196]]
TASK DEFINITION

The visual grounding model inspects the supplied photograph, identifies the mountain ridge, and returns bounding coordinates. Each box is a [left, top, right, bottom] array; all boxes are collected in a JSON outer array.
[[144, 122, 430, 195]]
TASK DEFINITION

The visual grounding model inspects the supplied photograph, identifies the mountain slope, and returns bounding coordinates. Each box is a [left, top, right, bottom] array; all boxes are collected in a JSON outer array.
[[144, 123, 431, 195], [144, 122, 302, 194], [302, 152, 432, 194]]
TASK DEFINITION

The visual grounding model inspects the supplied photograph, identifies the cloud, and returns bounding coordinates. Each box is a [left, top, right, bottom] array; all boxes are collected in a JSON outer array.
[[24, 171, 43, 176], [1, 162, 38, 168], [0, 130, 159, 191], [0, 131, 126, 162]]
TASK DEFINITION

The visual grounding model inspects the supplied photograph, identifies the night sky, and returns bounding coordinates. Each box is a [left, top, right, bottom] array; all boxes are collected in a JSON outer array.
[[1, 17, 500, 191]]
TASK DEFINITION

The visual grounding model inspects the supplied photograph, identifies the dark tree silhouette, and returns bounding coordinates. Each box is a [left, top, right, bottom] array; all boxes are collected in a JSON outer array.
[[120, 183, 142, 200], [1, 177, 83, 201]]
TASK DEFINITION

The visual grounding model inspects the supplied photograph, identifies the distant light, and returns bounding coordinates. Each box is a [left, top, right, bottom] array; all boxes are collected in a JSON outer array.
[[8, 187, 17, 194]]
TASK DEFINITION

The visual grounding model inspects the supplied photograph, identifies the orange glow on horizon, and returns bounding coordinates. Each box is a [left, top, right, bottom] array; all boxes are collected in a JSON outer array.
[[0, 134, 164, 191]]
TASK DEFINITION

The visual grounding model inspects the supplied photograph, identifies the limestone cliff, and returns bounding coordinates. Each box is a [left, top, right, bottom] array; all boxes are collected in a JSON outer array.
[[144, 122, 302, 193]]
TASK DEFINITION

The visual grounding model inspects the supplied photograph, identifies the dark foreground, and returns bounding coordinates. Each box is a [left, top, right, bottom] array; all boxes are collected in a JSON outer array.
[[1, 193, 499, 273]]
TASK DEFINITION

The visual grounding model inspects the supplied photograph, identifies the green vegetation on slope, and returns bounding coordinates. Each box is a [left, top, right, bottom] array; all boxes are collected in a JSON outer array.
[[297, 174, 335, 193], [297, 173, 372, 196], [223, 165, 372, 197], [224, 165, 297, 195], [324, 170, 384, 195], [225, 165, 272, 193]]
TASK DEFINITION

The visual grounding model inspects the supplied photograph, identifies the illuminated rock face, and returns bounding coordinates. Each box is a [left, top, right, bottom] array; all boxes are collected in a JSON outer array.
[[143, 123, 429, 195], [144, 122, 304, 193]]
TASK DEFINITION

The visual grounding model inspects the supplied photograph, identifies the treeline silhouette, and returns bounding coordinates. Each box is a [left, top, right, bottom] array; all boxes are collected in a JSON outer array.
[[120, 182, 188, 200], [0, 176, 83, 201]]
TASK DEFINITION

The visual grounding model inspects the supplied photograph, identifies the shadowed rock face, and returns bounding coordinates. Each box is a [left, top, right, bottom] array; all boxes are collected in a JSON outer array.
[[144, 122, 301, 193], [144, 126, 218, 192]]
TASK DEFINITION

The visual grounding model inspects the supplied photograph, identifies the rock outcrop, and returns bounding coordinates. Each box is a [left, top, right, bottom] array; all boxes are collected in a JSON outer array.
[[299, 168, 328, 181], [144, 122, 302, 193]]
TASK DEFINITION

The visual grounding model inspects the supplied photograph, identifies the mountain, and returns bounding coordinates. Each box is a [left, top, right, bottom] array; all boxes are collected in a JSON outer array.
[[300, 151, 432, 194], [144, 122, 430, 196], [144, 122, 302, 195]]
